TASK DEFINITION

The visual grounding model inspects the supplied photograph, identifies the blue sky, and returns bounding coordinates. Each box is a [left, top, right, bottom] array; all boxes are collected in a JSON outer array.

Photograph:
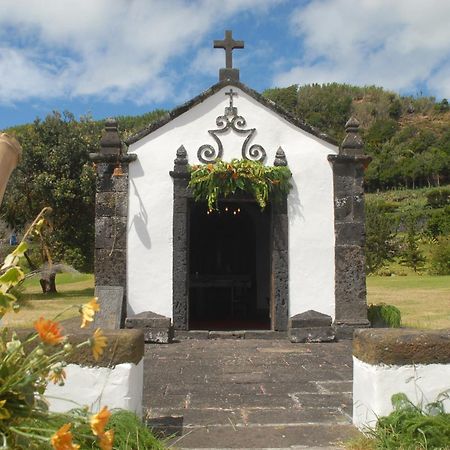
[[1, 0, 450, 130]]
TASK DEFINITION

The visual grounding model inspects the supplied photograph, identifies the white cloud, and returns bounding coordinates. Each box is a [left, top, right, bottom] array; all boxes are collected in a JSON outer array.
[[274, 0, 450, 98], [0, 0, 280, 104]]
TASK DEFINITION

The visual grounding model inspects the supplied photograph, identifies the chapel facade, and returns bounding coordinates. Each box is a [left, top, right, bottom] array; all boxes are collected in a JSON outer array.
[[90, 31, 371, 340]]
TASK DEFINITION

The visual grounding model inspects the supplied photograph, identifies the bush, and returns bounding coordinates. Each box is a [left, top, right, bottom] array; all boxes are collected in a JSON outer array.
[[368, 303, 402, 328], [429, 237, 450, 275], [400, 215, 426, 272], [365, 201, 397, 274], [426, 187, 450, 208], [367, 393, 450, 450], [426, 206, 450, 237]]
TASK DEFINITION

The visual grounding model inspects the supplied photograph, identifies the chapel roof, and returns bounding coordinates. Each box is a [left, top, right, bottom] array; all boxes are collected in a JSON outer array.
[[125, 79, 337, 147]]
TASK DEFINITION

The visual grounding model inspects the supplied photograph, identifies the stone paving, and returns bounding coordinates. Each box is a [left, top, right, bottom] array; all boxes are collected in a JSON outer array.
[[144, 339, 358, 449]]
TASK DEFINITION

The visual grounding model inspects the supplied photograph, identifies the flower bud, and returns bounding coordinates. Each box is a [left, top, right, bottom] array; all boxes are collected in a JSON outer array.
[[63, 343, 73, 353]]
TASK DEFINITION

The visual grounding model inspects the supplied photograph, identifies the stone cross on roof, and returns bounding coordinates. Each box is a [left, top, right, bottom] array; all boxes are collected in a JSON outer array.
[[214, 30, 244, 82]]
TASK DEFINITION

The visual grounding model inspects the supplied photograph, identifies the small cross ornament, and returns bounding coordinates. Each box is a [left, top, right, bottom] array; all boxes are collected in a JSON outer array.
[[225, 88, 237, 108]]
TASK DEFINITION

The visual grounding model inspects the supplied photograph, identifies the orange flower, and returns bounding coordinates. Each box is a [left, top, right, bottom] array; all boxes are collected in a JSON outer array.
[[90, 328, 107, 361], [80, 297, 100, 328], [50, 423, 80, 450], [98, 429, 114, 450], [48, 369, 66, 385], [90, 406, 111, 436], [207, 163, 214, 171], [34, 317, 64, 345]]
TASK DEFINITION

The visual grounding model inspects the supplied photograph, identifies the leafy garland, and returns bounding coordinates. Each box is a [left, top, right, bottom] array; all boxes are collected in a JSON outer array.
[[188, 159, 292, 210]]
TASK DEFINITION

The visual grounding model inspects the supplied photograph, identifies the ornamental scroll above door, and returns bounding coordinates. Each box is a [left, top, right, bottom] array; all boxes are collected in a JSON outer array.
[[197, 89, 268, 164]]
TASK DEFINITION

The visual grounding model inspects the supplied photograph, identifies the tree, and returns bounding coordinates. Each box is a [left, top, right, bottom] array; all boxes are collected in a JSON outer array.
[[262, 85, 299, 115], [1, 112, 100, 284], [365, 201, 397, 273], [400, 215, 426, 272]]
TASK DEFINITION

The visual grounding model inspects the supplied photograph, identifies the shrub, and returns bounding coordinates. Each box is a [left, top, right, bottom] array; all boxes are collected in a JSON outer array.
[[426, 187, 450, 208], [365, 201, 397, 274], [400, 215, 426, 272], [426, 206, 450, 238], [429, 237, 450, 275], [19, 410, 167, 449], [367, 393, 450, 450], [368, 303, 402, 328]]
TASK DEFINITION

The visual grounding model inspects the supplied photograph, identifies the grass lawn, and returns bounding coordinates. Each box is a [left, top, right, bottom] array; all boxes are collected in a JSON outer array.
[[2, 270, 449, 330], [367, 273, 450, 329], [1, 272, 94, 328]]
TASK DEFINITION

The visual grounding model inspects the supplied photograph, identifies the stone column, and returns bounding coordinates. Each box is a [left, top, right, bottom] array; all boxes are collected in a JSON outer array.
[[272, 147, 289, 331], [89, 119, 136, 325], [328, 118, 371, 338], [169, 146, 190, 330]]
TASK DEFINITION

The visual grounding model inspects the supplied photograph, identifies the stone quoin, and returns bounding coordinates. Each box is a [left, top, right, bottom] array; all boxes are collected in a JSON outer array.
[[90, 30, 370, 340]]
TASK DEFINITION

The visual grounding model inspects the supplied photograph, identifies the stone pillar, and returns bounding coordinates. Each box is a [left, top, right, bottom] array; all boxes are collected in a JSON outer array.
[[169, 146, 190, 330], [89, 119, 136, 325], [328, 118, 371, 338], [272, 148, 289, 331]]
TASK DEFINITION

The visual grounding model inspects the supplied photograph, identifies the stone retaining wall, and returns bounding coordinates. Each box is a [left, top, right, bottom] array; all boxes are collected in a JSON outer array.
[[45, 329, 144, 416], [353, 328, 450, 429]]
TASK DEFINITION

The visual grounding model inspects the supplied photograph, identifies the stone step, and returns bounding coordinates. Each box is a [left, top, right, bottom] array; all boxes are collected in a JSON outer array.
[[163, 423, 358, 449]]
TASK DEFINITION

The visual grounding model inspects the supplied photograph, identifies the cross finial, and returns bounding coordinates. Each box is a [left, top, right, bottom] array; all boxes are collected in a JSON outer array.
[[214, 30, 244, 82]]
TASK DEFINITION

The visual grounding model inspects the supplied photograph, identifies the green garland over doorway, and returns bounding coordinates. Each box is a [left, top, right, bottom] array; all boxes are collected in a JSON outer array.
[[188, 159, 292, 211]]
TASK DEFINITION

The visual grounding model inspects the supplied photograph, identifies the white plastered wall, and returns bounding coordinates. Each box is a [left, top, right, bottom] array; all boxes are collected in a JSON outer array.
[[127, 86, 338, 321], [353, 357, 450, 429], [45, 359, 143, 416]]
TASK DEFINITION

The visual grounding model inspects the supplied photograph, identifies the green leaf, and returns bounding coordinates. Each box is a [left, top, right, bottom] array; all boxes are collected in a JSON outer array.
[[0, 292, 17, 310], [1, 242, 28, 270], [0, 267, 25, 291]]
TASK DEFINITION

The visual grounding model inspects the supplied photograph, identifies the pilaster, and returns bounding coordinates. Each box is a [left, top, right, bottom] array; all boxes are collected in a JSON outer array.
[[328, 117, 371, 338], [89, 119, 136, 325]]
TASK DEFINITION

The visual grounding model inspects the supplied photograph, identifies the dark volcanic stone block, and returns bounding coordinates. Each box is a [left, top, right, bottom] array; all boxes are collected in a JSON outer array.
[[353, 328, 450, 365], [174, 330, 209, 340], [290, 310, 332, 328], [125, 311, 173, 344], [244, 330, 287, 340], [289, 326, 336, 343], [209, 331, 245, 340], [142, 328, 173, 344], [125, 311, 171, 329]]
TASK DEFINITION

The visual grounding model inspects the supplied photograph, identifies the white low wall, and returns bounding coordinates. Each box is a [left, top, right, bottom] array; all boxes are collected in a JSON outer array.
[[45, 359, 144, 417], [353, 356, 450, 429]]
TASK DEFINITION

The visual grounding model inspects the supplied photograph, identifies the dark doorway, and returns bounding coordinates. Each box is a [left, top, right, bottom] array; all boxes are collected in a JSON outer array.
[[189, 201, 271, 330]]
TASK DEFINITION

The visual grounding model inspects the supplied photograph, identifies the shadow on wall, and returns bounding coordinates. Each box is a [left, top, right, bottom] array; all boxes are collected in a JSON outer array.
[[129, 177, 151, 249], [288, 178, 303, 222]]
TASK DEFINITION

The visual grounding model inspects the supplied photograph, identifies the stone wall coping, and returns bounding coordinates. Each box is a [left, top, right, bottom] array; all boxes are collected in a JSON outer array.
[[11, 328, 144, 368], [353, 328, 450, 365]]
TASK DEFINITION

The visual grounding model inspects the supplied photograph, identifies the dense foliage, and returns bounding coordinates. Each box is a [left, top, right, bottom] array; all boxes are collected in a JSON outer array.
[[263, 83, 450, 191], [1, 110, 166, 273], [366, 393, 450, 449], [365, 186, 450, 275]]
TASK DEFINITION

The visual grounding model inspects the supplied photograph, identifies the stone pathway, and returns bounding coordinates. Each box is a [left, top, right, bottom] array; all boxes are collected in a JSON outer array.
[[144, 339, 358, 449]]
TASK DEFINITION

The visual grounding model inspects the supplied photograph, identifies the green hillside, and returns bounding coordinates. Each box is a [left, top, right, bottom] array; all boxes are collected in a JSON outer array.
[[263, 83, 449, 191]]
